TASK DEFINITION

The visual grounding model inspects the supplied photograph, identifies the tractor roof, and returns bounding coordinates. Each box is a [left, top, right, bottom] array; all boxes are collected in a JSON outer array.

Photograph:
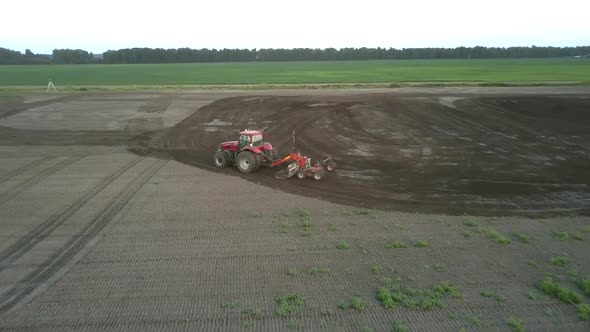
[[239, 130, 263, 136]]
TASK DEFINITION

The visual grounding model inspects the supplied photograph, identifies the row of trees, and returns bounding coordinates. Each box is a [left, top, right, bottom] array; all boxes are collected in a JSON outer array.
[[52, 49, 95, 64], [0, 48, 51, 64], [102, 46, 590, 63], [0, 48, 96, 65], [2, 46, 589, 65]]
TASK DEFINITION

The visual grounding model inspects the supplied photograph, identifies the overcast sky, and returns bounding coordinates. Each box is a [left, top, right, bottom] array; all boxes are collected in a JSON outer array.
[[2, 0, 589, 54]]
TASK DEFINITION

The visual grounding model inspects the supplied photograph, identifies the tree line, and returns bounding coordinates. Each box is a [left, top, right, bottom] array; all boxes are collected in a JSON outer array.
[[1, 46, 589, 65], [0, 48, 95, 65], [102, 46, 590, 63]]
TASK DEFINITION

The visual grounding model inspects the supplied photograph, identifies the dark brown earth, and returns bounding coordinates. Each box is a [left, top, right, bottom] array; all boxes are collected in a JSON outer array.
[[131, 94, 590, 216]]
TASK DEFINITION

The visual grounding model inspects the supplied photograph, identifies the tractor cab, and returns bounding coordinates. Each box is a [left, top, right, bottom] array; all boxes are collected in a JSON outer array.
[[238, 130, 264, 150]]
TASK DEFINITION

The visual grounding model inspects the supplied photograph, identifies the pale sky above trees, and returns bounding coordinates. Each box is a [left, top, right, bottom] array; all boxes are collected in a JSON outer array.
[[2, 0, 589, 54]]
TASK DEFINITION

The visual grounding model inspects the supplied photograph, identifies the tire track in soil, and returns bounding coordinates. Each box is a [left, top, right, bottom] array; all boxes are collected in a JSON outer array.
[[0, 159, 167, 315], [0, 156, 54, 185], [0, 95, 75, 120], [0, 155, 85, 207], [0, 157, 144, 270]]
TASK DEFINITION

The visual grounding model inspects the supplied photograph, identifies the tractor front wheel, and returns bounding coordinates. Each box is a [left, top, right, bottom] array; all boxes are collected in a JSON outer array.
[[236, 151, 257, 174], [213, 151, 229, 168]]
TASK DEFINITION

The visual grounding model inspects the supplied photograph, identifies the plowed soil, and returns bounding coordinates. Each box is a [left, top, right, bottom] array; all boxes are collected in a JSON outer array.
[[131, 93, 590, 216]]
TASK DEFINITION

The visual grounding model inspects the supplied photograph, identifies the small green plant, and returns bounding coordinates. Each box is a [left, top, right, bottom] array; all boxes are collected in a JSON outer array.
[[549, 255, 570, 266], [478, 226, 511, 245], [359, 320, 373, 332], [434, 263, 446, 272], [582, 227, 590, 233], [276, 293, 305, 317], [222, 299, 240, 309], [299, 208, 310, 218], [463, 220, 479, 227], [287, 319, 303, 329], [298, 209, 313, 236], [288, 268, 298, 277], [302, 218, 312, 228], [243, 319, 254, 328], [342, 209, 354, 216], [578, 303, 590, 320], [507, 317, 524, 332], [357, 208, 375, 215], [479, 290, 494, 299], [578, 279, 590, 296], [320, 307, 335, 316], [377, 282, 461, 310], [371, 264, 384, 275], [392, 319, 407, 332], [338, 295, 366, 311], [385, 241, 407, 249], [308, 267, 330, 276], [527, 290, 539, 300], [319, 319, 331, 328], [538, 277, 582, 304], [448, 312, 460, 320], [467, 314, 481, 326], [553, 231, 570, 241], [414, 240, 429, 248], [336, 240, 350, 250], [544, 307, 553, 317], [511, 232, 531, 244], [572, 232, 584, 241], [328, 223, 337, 231], [568, 269, 579, 278]]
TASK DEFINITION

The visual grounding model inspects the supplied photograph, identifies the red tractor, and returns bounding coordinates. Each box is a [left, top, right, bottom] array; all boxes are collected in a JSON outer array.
[[213, 129, 279, 173]]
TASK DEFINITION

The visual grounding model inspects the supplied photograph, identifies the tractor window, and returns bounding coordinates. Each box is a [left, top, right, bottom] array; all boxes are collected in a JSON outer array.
[[252, 134, 263, 145]]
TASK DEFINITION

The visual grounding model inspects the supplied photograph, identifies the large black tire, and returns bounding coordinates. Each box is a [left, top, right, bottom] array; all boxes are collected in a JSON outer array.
[[253, 153, 262, 170], [296, 170, 306, 180], [213, 151, 229, 168], [236, 151, 257, 174]]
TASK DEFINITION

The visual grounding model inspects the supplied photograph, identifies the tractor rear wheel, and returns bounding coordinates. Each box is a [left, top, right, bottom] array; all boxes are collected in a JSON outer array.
[[253, 153, 262, 170], [213, 151, 229, 168], [236, 151, 257, 173]]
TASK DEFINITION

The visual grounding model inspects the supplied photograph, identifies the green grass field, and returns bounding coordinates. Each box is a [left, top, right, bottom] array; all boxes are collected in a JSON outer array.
[[0, 58, 588, 86]]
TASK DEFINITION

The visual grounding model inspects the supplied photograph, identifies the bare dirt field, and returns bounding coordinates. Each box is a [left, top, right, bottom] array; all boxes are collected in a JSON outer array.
[[132, 90, 590, 216], [0, 88, 590, 331]]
